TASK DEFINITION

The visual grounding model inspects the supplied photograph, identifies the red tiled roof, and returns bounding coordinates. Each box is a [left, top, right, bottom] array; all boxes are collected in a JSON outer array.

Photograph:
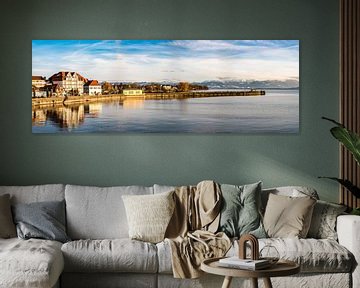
[[32, 76, 45, 80], [49, 71, 87, 82], [84, 80, 100, 86]]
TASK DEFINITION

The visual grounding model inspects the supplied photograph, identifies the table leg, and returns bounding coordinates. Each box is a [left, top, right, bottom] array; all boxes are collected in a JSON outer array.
[[221, 276, 233, 288], [263, 277, 273, 288], [251, 278, 258, 288]]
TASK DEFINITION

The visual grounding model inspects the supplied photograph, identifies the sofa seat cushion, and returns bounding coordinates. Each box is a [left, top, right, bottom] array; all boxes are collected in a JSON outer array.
[[157, 238, 354, 274], [61, 239, 158, 273], [232, 238, 353, 273], [0, 238, 64, 288]]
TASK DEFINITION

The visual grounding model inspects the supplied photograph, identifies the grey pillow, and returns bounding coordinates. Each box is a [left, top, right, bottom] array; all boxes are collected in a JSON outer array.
[[0, 194, 16, 238], [307, 200, 347, 240], [218, 182, 266, 238], [12, 200, 70, 243]]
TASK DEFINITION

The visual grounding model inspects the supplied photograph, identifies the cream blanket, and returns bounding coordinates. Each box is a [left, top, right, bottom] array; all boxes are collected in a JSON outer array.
[[165, 180, 231, 278]]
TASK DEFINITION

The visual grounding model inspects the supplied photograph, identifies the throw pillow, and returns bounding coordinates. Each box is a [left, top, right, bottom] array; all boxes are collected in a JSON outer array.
[[307, 200, 347, 240], [122, 190, 175, 243], [0, 194, 16, 238], [263, 193, 316, 238], [12, 200, 70, 243], [218, 182, 266, 238]]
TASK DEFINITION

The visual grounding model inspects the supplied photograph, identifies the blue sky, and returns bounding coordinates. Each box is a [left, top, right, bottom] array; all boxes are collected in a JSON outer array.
[[32, 40, 299, 82]]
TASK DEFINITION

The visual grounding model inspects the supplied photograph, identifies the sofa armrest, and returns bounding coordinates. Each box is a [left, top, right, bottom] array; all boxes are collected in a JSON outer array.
[[337, 215, 360, 288]]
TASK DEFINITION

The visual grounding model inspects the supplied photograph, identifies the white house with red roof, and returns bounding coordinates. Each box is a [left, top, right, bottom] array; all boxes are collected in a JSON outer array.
[[83, 80, 102, 95], [48, 71, 88, 96]]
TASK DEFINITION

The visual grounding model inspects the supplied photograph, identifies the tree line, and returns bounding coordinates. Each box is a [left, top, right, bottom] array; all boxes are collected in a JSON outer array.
[[101, 82, 208, 94]]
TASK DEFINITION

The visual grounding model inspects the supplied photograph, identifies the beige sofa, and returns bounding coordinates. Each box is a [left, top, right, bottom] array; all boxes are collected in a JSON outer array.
[[0, 184, 359, 288]]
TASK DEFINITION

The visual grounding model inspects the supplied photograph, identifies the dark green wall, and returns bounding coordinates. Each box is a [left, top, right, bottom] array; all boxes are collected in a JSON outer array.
[[0, 0, 340, 202]]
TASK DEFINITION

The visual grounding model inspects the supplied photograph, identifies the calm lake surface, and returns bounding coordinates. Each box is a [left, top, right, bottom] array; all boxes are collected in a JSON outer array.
[[32, 89, 299, 133]]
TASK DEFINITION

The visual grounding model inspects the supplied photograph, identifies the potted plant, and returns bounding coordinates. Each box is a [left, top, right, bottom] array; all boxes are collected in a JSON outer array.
[[320, 117, 360, 215]]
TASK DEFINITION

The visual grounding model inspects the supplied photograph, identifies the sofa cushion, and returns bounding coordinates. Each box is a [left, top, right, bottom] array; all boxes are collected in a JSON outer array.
[[65, 185, 153, 239], [218, 182, 266, 238], [61, 239, 158, 273], [122, 191, 175, 243], [0, 184, 65, 204], [12, 200, 70, 243], [157, 237, 353, 274], [0, 238, 64, 288], [261, 186, 319, 213], [0, 194, 16, 238], [263, 194, 316, 238], [307, 200, 347, 240]]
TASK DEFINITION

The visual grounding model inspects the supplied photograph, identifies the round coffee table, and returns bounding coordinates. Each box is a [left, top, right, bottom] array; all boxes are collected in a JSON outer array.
[[201, 257, 300, 288]]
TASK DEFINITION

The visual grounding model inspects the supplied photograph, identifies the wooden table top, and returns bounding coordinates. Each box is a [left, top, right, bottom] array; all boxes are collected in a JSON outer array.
[[201, 257, 300, 278]]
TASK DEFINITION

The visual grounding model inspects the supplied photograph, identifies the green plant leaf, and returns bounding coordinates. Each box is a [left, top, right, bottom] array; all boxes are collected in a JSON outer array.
[[330, 127, 360, 165], [318, 177, 360, 198], [322, 117, 360, 165]]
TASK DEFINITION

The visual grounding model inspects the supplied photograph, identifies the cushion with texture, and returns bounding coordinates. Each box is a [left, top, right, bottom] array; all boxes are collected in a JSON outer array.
[[218, 182, 266, 238], [263, 193, 316, 238], [122, 190, 175, 243], [62, 239, 158, 273], [307, 200, 347, 240], [0, 238, 63, 287], [0, 194, 16, 238], [12, 200, 70, 243], [157, 237, 353, 274]]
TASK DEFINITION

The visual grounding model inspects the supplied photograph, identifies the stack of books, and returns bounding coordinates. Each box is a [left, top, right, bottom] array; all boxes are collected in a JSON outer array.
[[218, 257, 271, 270]]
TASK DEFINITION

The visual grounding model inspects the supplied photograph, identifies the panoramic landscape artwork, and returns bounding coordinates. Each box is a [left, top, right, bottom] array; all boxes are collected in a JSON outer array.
[[32, 40, 299, 133]]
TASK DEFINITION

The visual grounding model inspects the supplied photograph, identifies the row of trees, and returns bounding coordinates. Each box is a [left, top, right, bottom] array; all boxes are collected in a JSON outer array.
[[101, 81, 208, 94]]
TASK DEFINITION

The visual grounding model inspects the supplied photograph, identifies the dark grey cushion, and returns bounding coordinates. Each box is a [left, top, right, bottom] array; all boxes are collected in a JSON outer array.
[[218, 182, 266, 238], [12, 200, 70, 243]]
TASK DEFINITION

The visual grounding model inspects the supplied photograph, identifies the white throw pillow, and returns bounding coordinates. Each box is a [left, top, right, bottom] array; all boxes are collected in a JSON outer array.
[[122, 191, 175, 243]]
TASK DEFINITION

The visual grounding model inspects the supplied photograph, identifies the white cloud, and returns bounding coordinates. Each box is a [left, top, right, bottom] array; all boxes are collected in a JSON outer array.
[[32, 40, 299, 82]]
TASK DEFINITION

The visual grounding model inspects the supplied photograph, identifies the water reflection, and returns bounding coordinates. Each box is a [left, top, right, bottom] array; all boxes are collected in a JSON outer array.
[[32, 103, 103, 128], [122, 98, 144, 109], [32, 90, 299, 133]]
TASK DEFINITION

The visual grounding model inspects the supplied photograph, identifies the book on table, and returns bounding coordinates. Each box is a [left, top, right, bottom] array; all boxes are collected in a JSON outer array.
[[218, 257, 271, 270]]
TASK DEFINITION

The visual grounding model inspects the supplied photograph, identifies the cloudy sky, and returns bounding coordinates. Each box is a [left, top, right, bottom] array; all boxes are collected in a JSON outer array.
[[32, 40, 299, 83]]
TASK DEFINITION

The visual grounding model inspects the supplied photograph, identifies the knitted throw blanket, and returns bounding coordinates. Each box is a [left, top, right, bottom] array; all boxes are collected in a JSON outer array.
[[165, 180, 231, 278]]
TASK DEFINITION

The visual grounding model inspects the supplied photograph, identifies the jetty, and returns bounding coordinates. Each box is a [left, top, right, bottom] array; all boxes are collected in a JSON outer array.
[[32, 90, 265, 108]]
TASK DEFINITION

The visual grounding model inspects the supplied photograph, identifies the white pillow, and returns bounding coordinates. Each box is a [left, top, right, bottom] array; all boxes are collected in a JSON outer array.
[[122, 191, 175, 243]]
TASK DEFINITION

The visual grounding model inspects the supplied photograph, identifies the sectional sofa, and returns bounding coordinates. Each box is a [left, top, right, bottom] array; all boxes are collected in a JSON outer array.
[[0, 183, 359, 288]]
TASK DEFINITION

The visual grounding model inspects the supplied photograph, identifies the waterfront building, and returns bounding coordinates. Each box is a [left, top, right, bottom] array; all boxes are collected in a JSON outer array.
[[32, 76, 46, 88], [122, 89, 143, 96], [48, 71, 87, 96], [84, 80, 102, 95]]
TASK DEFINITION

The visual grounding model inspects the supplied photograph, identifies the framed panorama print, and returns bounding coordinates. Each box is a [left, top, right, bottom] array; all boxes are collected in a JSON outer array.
[[32, 40, 299, 133]]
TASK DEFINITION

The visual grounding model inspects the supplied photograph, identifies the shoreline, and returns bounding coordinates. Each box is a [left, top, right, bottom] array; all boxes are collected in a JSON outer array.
[[32, 90, 265, 109]]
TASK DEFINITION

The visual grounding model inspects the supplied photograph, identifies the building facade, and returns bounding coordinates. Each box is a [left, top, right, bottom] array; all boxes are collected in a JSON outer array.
[[32, 76, 46, 88], [84, 80, 102, 95], [122, 89, 143, 96], [49, 71, 87, 96]]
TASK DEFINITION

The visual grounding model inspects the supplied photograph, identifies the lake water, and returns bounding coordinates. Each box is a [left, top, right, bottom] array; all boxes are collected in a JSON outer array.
[[32, 89, 299, 133]]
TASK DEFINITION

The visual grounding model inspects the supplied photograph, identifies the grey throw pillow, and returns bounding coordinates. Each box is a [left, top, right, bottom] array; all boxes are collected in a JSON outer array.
[[0, 194, 16, 238], [218, 182, 266, 238], [12, 200, 70, 243], [307, 200, 347, 240]]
